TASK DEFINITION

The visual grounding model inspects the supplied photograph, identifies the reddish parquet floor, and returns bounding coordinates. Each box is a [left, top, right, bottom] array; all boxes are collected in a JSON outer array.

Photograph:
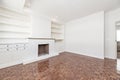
[[0, 52, 120, 80]]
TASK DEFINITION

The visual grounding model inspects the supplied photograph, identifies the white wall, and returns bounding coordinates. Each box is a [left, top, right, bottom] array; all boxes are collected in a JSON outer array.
[[65, 11, 104, 59], [105, 8, 120, 59], [117, 30, 120, 41], [117, 59, 120, 71], [31, 1, 51, 38], [55, 41, 65, 53]]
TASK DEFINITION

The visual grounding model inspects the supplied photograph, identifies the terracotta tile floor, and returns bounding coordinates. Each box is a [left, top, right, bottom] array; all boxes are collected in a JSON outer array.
[[0, 52, 120, 80]]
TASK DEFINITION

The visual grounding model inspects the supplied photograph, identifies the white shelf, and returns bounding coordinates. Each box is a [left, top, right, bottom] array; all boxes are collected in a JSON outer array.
[[51, 22, 64, 40], [0, 12, 30, 22], [0, 24, 31, 32], [0, 32, 30, 38], [0, 22, 31, 28], [0, 39, 29, 44], [0, 6, 31, 39], [51, 26, 61, 30], [51, 31, 62, 34], [116, 23, 120, 26], [51, 27, 62, 34], [116, 21, 120, 27], [0, 30, 30, 34], [55, 38, 64, 41], [0, 6, 28, 17], [0, 16, 30, 27]]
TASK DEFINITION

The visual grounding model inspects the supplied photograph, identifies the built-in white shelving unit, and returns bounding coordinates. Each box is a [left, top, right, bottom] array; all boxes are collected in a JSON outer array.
[[51, 22, 64, 40], [116, 23, 120, 27], [116, 21, 120, 28], [0, 6, 31, 39]]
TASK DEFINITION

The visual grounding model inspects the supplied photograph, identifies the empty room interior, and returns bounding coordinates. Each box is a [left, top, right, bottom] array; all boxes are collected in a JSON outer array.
[[0, 0, 120, 80]]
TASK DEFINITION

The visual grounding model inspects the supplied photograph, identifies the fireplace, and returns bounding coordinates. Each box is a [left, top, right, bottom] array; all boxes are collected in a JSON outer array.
[[38, 44, 49, 56]]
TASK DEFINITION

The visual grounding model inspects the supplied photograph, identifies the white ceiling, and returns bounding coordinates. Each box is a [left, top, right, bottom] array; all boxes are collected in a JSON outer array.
[[31, 0, 120, 23]]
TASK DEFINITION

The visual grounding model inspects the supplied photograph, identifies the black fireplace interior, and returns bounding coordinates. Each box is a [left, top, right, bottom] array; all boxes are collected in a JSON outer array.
[[38, 44, 49, 56]]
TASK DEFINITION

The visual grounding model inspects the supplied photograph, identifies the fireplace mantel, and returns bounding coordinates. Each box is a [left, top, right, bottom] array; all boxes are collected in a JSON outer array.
[[29, 38, 55, 40]]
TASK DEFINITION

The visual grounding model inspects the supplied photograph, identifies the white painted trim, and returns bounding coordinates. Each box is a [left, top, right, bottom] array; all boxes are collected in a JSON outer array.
[[117, 59, 120, 72], [23, 53, 59, 64], [65, 51, 104, 59], [0, 60, 22, 69], [0, 54, 59, 69], [22, 57, 38, 64]]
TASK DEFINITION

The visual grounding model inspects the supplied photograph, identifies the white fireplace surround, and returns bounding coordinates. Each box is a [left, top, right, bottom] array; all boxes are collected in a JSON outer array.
[[0, 39, 58, 69], [23, 39, 58, 64]]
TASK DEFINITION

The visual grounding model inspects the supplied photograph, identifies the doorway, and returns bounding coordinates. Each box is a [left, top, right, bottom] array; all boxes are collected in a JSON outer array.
[[116, 21, 120, 59]]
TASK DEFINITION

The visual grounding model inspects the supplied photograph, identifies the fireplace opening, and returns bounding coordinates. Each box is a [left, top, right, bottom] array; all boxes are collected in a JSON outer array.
[[38, 44, 49, 56]]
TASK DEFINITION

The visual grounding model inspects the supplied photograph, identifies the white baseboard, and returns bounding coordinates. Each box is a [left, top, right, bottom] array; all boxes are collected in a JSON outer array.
[[0, 54, 59, 69], [0, 60, 22, 69], [22, 57, 38, 64], [104, 56, 116, 59], [23, 53, 59, 65], [65, 51, 104, 59]]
